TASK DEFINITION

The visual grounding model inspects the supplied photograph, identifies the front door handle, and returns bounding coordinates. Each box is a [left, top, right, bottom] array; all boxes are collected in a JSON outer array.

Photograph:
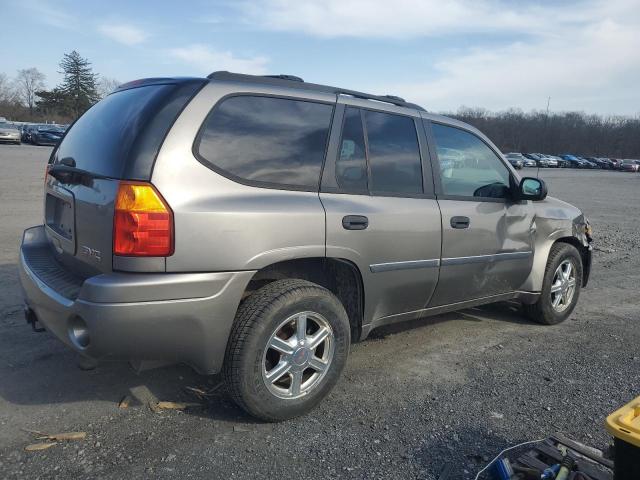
[[450, 216, 470, 229], [342, 215, 368, 230]]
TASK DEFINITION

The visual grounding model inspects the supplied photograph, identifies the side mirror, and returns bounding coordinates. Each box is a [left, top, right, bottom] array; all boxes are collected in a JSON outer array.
[[517, 177, 547, 201]]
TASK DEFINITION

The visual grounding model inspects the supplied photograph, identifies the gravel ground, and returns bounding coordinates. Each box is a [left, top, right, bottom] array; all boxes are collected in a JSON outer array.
[[0, 144, 638, 479]]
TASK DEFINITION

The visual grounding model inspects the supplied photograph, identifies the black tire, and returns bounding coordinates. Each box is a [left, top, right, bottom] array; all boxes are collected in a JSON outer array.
[[524, 243, 582, 325], [223, 279, 350, 421]]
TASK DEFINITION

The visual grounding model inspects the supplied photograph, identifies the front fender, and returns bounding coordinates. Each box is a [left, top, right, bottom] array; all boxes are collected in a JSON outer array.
[[519, 198, 591, 292]]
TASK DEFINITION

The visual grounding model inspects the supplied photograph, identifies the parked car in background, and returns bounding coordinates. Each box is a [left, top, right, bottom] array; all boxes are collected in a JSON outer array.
[[0, 122, 21, 144], [594, 158, 614, 169], [546, 155, 568, 167], [505, 152, 524, 169], [18, 71, 593, 421], [620, 160, 640, 172], [24, 124, 42, 143], [31, 125, 65, 146], [20, 124, 32, 142], [525, 153, 549, 167], [560, 155, 588, 168], [577, 157, 599, 169], [540, 155, 559, 168], [608, 158, 623, 170]]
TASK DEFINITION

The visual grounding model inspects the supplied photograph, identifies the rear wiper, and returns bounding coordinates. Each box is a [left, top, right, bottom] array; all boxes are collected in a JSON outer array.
[[48, 164, 111, 183]]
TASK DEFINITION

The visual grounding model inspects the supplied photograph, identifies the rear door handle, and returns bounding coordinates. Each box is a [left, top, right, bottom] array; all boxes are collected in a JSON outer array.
[[342, 215, 368, 230], [450, 216, 470, 229]]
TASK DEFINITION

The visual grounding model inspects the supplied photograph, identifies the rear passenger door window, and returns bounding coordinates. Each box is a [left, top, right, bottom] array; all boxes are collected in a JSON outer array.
[[334, 108, 424, 196], [336, 107, 368, 193], [431, 123, 511, 199], [364, 111, 423, 195], [196, 95, 334, 190]]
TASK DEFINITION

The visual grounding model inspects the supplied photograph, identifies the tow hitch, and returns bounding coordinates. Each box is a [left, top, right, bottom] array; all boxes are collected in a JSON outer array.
[[24, 307, 45, 333]]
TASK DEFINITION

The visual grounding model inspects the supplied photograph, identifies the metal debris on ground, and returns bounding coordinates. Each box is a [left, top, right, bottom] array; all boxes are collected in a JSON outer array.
[[41, 432, 87, 441], [24, 442, 57, 452], [22, 429, 87, 452], [184, 383, 223, 399], [118, 395, 132, 409], [151, 401, 201, 411]]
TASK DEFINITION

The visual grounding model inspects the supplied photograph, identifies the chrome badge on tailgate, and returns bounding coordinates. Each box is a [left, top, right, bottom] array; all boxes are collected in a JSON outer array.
[[79, 245, 102, 263]]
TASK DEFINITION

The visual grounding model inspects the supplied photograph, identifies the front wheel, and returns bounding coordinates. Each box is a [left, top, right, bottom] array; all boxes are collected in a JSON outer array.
[[524, 243, 582, 325], [223, 279, 350, 421]]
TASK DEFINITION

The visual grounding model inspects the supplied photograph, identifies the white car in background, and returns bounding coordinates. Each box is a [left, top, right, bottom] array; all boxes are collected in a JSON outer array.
[[0, 122, 21, 145]]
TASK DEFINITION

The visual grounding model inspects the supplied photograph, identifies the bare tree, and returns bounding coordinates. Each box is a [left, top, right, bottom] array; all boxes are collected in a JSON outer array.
[[448, 108, 640, 158], [97, 77, 121, 99], [0, 73, 16, 103], [15, 68, 46, 114]]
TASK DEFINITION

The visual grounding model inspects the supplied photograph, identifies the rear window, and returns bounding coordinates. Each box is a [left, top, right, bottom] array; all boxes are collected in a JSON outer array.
[[196, 95, 334, 190], [52, 81, 204, 179]]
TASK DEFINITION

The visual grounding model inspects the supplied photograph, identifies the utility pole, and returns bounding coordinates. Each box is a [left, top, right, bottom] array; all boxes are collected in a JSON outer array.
[[543, 96, 551, 155], [546, 96, 551, 116]]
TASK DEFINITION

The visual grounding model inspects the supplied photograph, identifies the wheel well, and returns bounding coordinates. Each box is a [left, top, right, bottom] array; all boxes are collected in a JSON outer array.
[[554, 237, 591, 287], [245, 258, 364, 341]]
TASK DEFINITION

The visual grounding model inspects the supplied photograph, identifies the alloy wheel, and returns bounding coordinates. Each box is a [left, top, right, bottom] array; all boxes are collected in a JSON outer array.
[[550, 259, 577, 312], [262, 311, 335, 399]]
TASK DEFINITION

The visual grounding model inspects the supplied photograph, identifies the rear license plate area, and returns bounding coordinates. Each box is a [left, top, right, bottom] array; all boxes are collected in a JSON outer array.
[[45, 192, 74, 241]]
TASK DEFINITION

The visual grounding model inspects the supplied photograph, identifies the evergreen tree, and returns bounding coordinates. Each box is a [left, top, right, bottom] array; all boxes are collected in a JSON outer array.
[[35, 88, 72, 119], [59, 50, 99, 118]]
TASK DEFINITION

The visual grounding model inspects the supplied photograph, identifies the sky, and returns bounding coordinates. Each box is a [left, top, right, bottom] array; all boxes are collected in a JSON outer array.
[[2, 0, 639, 115]]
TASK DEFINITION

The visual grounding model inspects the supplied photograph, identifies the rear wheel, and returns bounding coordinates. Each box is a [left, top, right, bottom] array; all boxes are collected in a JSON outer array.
[[223, 279, 350, 421], [524, 243, 582, 325]]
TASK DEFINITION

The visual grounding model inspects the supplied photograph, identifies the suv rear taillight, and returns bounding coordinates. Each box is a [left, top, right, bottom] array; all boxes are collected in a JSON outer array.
[[113, 181, 174, 257]]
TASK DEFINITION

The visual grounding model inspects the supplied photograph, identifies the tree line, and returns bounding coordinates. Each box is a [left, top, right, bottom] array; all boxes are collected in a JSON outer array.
[[448, 107, 640, 159], [0, 50, 119, 124], [2, 53, 639, 158]]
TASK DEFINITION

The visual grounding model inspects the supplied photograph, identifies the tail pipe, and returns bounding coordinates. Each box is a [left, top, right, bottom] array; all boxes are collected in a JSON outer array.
[[24, 306, 45, 333]]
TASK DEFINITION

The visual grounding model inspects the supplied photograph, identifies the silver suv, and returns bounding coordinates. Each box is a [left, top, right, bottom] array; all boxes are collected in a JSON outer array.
[[19, 72, 592, 421]]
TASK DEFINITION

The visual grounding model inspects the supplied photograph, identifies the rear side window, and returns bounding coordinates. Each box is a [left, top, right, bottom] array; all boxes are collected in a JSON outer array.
[[196, 96, 334, 190], [364, 111, 423, 195]]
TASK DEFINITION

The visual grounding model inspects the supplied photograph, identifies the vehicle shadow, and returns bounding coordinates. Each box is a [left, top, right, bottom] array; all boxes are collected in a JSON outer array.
[[369, 300, 532, 339], [0, 261, 534, 424], [0, 262, 252, 423]]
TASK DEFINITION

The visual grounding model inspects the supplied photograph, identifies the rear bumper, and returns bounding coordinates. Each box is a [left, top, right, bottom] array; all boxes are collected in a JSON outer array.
[[19, 225, 255, 374]]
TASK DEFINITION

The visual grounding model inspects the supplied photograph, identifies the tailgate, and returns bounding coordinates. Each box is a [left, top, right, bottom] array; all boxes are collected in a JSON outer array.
[[42, 79, 206, 277], [44, 176, 119, 276]]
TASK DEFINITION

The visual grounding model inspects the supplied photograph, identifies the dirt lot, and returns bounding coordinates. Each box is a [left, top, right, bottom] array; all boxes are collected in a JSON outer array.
[[1, 144, 638, 479]]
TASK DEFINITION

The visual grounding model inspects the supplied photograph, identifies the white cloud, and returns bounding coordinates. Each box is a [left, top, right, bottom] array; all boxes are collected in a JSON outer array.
[[238, 0, 596, 38], [384, 12, 640, 113], [99, 24, 149, 46], [168, 44, 269, 75], [236, 0, 640, 114], [19, 0, 75, 30]]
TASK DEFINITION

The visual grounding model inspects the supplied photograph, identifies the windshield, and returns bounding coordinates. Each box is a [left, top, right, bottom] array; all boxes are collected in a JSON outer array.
[[38, 125, 64, 132], [0, 123, 18, 130]]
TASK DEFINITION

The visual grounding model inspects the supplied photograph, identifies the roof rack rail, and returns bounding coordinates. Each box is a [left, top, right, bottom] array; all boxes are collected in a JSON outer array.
[[262, 74, 304, 82], [207, 71, 425, 111]]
